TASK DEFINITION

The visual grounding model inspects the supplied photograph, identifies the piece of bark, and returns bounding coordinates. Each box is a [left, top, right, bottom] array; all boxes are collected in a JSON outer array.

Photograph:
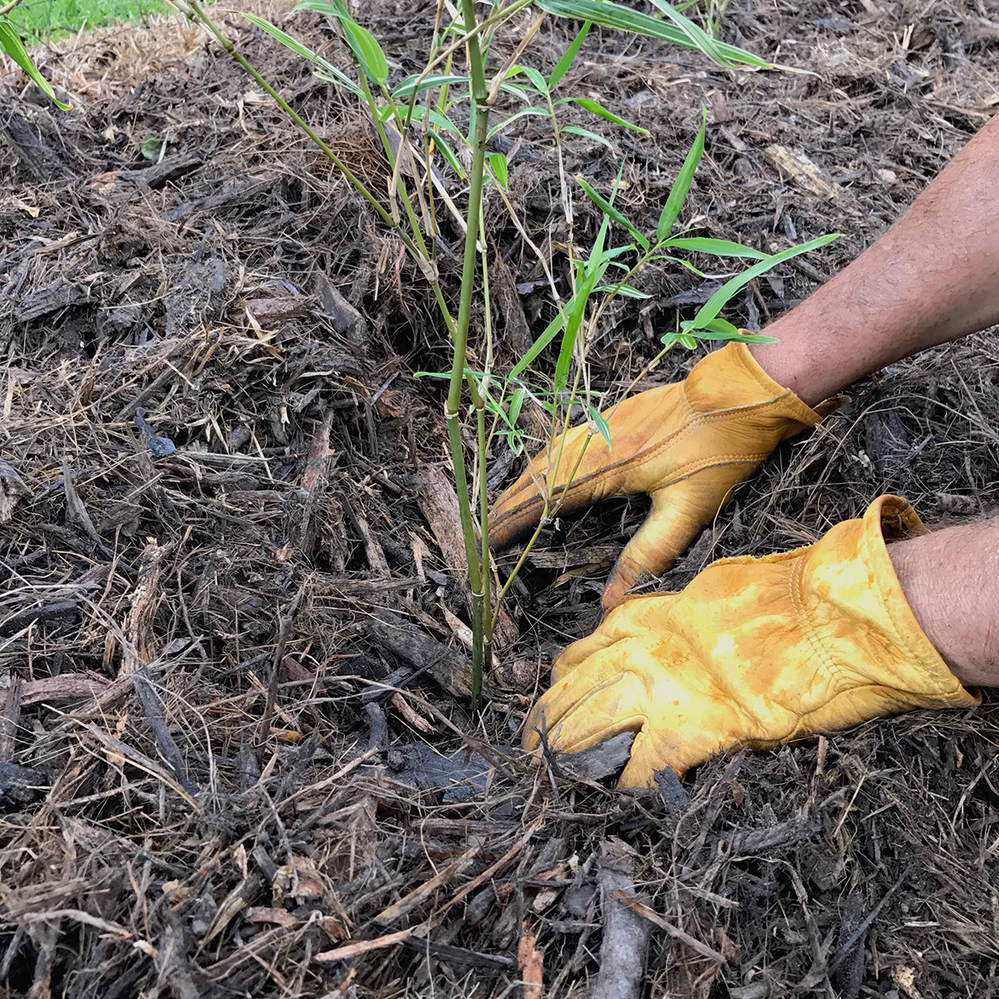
[[764, 145, 841, 201], [244, 295, 315, 324], [416, 464, 469, 577], [0, 677, 23, 759], [0, 458, 30, 522], [368, 610, 472, 698], [401, 935, 517, 971], [0, 760, 50, 808], [374, 840, 481, 925], [315, 272, 366, 347], [15, 279, 85, 323], [0, 600, 78, 638], [614, 893, 726, 964], [62, 457, 103, 551], [594, 842, 651, 999], [560, 733, 635, 781], [2, 107, 70, 181]]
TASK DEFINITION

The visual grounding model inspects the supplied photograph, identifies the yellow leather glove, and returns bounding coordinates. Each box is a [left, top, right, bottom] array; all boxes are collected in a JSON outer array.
[[523, 495, 979, 787], [491, 341, 831, 609]]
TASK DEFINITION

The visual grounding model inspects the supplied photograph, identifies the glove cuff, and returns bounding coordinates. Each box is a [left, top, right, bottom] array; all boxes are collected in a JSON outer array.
[[799, 495, 980, 711], [685, 342, 827, 430]]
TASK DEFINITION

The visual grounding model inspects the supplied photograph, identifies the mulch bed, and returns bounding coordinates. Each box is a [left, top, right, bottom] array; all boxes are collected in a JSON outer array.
[[2, 0, 998, 995]]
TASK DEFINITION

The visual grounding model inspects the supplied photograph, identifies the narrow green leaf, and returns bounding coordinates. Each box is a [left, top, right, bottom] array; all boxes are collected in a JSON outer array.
[[576, 176, 649, 251], [498, 82, 538, 103], [685, 234, 840, 330], [430, 131, 467, 178], [548, 20, 591, 89], [536, 0, 770, 68], [646, 0, 732, 68], [244, 13, 364, 96], [646, 254, 706, 276], [657, 108, 705, 241], [509, 311, 568, 381], [596, 284, 651, 299], [490, 152, 509, 188], [586, 405, 613, 450], [314, 68, 365, 96], [405, 104, 463, 135], [392, 73, 469, 98], [0, 22, 70, 110], [520, 65, 549, 94], [661, 236, 767, 259], [294, 0, 388, 83], [561, 125, 615, 149], [486, 106, 550, 140], [567, 96, 648, 134]]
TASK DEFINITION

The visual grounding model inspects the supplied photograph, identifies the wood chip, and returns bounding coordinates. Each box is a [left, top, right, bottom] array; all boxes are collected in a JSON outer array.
[[765, 145, 842, 201], [374, 840, 481, 926]]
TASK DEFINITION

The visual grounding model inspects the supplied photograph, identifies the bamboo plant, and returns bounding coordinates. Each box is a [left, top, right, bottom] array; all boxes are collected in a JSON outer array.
[[167, 0, 837, 712]]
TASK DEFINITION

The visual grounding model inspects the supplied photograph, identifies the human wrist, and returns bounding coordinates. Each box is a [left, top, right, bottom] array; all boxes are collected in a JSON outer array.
[[887, 522, 999, 688]]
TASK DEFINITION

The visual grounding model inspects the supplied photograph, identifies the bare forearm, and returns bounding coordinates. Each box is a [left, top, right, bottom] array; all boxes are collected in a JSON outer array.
[[889, 519, 999, 688], [751, 115, 999, 405]]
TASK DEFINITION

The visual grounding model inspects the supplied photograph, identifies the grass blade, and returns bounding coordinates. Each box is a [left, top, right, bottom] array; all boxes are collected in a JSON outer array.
[[564, 96, 648, 134], [0, 21, 70, 109], [537, 0, 770, 68], [562, 125, 615, 149], [661, 237, 767, 258], [548, 20, 591, 88], [576, 176, 649, 250], [657, 108, 705, 240], [684, 234, 840, 331]]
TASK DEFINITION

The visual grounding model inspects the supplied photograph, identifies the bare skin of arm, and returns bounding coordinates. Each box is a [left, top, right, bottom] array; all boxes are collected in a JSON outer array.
[[889, 520, 999, 688], [750, 114, 999, 406]]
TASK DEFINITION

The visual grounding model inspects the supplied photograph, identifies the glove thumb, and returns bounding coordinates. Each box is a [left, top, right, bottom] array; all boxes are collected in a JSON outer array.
[[601, 485, 705, 610]]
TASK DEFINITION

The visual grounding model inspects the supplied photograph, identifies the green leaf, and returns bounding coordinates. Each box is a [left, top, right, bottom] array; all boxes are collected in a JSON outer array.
[[498, 82, 538, 103], [520, 64, 549, 94], [549, 20, 591, 88], [564, 96, 648, 134], [0, 21, 70, 110], [536, 0, 770, 68], [430, 131, 467, 178], [671, 317, 777, 343], [243, 13, 364, 96], [140, 133, 165, 161], [392, 73, 469, 98], [576, 175, 649, 251], [596, 284, 651, 299], [405, 104, 463, 135], [661, 236, 767, 259], [294, 0, 388, 83], [509, 311, 568, 381], [646, 254, 706, 276], [684, 234, 840, 331], [645, 0, 733, 68], [561, 125, 615, 149], [657, 108, 705, 241], [586, 404, 613, 450], [486, 106, 550, 140], [490, 152, 509, 188]]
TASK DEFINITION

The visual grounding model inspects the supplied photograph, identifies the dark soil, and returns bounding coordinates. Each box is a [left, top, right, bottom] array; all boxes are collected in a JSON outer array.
[[2, 0, 998, 996]]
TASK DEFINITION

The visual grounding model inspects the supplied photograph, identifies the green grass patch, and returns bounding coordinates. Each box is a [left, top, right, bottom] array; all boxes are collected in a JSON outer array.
[[7, 0, 169, 43]]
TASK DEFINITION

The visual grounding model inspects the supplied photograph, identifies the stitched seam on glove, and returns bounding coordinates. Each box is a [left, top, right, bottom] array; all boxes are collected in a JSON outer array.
[[492, 395, 809, 532], [787, 552, 848, 690]]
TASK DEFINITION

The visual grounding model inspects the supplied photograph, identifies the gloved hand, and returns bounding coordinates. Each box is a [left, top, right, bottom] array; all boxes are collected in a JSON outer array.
[[491, 341, 834, 609], [522, 495, 979, 787]]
